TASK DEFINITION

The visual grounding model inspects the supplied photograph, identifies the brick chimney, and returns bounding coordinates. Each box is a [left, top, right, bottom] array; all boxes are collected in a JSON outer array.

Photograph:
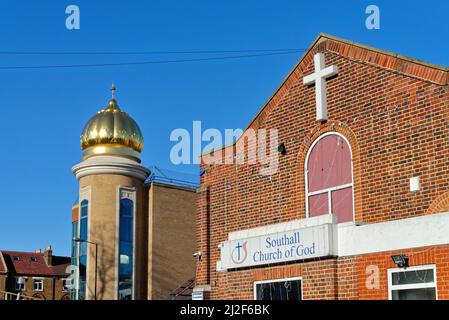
[[44, 245, 53, 266]]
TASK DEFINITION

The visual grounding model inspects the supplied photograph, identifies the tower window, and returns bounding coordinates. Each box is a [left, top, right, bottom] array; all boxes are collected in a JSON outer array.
[[306, 133, 354, 223], [78, 199, 88, 300], [118, 198, 134, 300]]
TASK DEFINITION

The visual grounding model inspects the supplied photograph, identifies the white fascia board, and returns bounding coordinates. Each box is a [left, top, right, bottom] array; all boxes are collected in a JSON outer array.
[[338, 211, 449, 257], [228, 214, 337, 241]]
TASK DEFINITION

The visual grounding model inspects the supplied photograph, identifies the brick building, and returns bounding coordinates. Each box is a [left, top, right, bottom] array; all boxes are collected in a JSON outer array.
[[0, 246, 71, 300], [194, 34, 449, 300]]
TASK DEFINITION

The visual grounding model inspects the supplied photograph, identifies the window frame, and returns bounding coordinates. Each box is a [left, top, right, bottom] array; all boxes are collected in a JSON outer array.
[[115, 187, 137, 301], [253, 276, 303, 300], [33, 278, 44, 292], [15, 277, 25, 291], [387, 264, 438, 300], [77, 196, 90, 300], [304, 132, 355, 222], [62, 278, 70, 292]]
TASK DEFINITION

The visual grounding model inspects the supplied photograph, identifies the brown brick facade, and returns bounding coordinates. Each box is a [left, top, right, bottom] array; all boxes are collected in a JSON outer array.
[[195, 34, 449, 299], [0, 275, 69, 300]]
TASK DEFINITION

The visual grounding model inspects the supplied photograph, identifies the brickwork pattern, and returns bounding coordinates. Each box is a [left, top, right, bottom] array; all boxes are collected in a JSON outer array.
[[196, 35, 449, 299]]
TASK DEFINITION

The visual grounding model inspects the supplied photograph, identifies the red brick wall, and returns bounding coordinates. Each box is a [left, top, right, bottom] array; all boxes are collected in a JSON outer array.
[[198, 244, 449, 300], [338, 245, 449, 300], [196, 36, 449, 299], [213, 259, 338, 300]]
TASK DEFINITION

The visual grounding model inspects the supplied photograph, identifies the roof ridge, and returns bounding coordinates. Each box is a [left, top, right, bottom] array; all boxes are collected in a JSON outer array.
[[318, 33, 448, 71], [1, 250, 44, 255]]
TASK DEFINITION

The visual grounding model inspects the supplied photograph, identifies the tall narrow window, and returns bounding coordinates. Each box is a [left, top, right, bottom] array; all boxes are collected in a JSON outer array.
[[306, 133, 354, 223], [71, 219, 79, 300], [78, 199, 88, 300], [118, 198, 134, 300]]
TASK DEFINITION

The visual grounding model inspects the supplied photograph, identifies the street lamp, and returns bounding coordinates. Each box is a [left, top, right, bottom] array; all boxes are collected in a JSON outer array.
[[73, 237, 98, 300]]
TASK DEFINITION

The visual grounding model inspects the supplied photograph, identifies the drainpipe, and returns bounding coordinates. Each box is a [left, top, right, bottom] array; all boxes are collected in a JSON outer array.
[[52, 277, 56, 300]]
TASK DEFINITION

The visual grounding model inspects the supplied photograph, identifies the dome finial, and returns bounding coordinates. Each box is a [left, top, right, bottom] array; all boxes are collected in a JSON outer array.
[[107, 83, 120, 110], [111, 83, 116, 99]]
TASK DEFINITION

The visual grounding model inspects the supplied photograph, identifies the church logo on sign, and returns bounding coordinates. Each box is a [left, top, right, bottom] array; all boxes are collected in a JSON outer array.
[[231, 241, 248, 264]]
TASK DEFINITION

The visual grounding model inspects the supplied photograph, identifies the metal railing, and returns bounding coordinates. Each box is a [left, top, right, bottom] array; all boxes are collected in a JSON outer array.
[[170, 277, 195, 300], [0, 290, 44, 300]]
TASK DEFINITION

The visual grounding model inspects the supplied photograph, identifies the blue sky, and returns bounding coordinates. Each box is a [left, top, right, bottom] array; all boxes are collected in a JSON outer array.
[[0, 0, 448, 256]]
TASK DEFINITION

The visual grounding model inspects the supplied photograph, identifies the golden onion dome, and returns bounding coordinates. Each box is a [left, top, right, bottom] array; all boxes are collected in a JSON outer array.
[[80, 85, 144, 162]]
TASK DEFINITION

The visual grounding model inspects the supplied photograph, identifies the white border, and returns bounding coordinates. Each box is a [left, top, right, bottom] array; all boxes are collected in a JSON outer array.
[[304, 132, 355, 222], [253, 276, 303, 300], [72, 156, 150, 181], [387, 264, 437, 300]]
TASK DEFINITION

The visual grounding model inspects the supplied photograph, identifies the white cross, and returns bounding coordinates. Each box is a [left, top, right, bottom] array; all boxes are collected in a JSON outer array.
[[303, 53, 339, 122]]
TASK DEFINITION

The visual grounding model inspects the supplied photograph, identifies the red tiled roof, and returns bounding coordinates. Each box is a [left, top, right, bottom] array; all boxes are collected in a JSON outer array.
[[0, 251, 70, 277]]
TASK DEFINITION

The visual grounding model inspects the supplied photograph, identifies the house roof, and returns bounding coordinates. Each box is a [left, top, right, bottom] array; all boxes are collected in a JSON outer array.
[[0, 251, 7, 274], [201, 33, 449, 157], [0, 250, 70, 277]]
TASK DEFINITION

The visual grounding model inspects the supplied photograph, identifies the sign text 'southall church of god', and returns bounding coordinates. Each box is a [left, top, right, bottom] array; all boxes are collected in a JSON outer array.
[[194, 34, 449, 300]]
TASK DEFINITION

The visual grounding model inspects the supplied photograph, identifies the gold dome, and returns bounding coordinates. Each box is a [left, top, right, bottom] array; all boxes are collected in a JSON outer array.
[[80, 87, 144, 162]]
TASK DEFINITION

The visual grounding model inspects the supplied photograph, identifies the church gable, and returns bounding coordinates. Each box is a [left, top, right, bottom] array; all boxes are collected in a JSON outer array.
[[196, 34, 449, 301], [201, 33, 449, 228]]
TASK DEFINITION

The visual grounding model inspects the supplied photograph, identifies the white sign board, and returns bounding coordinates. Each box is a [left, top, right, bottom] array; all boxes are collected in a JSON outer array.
[[220, 223, 335, 270]]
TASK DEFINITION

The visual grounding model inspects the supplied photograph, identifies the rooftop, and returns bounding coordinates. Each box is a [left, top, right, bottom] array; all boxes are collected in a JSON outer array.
[[145, 166, 199, 190], [0, 250, 70, 277]]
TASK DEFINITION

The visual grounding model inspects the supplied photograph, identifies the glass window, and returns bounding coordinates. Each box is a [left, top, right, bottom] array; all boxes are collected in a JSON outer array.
[[78, 199, 88, 300], [389, 265, 437, 300], [118, 198, 134, 300], [33, 279, 43, 292], [63, 279, 70, 292], [15, 278, 25, 291], [30, 256, 37, 262], [255, 278, 302, 300], [391, 288, 436, 300], [306, 133, 354, 223], [70, 220, 79, 300]]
